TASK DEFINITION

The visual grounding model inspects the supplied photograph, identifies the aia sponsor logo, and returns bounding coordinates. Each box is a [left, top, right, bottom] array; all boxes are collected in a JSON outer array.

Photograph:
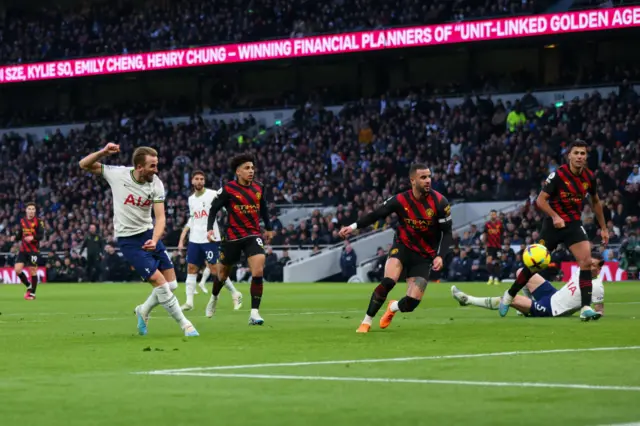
[[124, 194, 152, 207], [194, 210, 208, 219]]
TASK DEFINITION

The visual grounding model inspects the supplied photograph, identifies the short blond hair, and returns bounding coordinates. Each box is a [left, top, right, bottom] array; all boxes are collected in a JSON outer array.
[[132, 146, 158, 168]]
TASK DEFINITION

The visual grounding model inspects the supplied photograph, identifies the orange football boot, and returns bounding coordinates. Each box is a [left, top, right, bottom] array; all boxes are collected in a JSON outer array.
[[356, 322, 371, 333], [379, 300, 397, 329]]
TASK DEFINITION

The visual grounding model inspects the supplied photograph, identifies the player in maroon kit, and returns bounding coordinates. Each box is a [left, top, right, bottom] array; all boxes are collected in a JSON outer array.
[[499, 140, 608, 321], [12, 202, 45, 300], [484, 210, 504, 285], [206, 154, 274, 325], [339, 164, 453, 333]]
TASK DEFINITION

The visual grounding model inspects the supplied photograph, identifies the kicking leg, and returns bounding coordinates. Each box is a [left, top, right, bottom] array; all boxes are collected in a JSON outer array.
[[135, 268, 190, 336], [357, 257, 402, 333], [154, 268, 197, 336]]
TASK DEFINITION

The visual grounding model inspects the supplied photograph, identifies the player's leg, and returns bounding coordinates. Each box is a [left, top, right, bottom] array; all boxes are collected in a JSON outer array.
[[143, 267, 198, 336], [500, 223, 557, 316], [380, 253, 431, 329], [357, 251, 403, 333], [14, 257, 31, 292], [207, 242, 242, 308], [511, 296, 534, 315], [183, 242, 204, 310], [122, 235, 197, 336], [198, 265, 210, 293], [568, 236, 601, 321], [206, 241, 239, 318], [246, 250, 266, 325], [486, 253, 495, 285], [208, 261, 243, 309], [451, 285, 500, 310], [181, 263, 200, 311], [492, 254, 502, 285], [27, 262, 39, 298]]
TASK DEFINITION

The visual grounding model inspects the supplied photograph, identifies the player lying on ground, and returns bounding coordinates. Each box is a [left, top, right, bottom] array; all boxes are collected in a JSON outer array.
[[11, 202, 45, 300], [499, 140, 608, 321], [177, 170, 242, 311], [206, 154, 274, 325], [452, 254, 605, 318], [339, 163, 453, 333], [79, 143, 198, 337]]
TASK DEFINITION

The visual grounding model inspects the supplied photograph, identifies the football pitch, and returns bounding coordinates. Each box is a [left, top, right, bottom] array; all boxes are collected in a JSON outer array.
[[1, 281, 640, 426]]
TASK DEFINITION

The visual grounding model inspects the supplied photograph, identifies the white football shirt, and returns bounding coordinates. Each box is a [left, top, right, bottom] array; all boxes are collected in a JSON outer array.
[[550, 271, 605, 317], [188, 188, 221, 243], [101, 165, 166, 238]]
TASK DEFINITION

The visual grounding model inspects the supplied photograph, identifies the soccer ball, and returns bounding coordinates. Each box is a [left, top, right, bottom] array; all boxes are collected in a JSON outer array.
[[522, 244, 551, 272]]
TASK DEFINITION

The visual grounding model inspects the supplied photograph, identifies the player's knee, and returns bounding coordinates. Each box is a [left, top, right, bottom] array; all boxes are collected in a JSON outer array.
[[516, 268, 523, 277], [577, 256, 591, 269], [381, 277, 396, 291], [148, 270, 165, 286], [187, 264, 199, 274], [399, 296, 421, 312]]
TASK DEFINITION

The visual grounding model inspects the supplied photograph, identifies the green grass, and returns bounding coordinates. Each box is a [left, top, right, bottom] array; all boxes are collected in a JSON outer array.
[[1, 281, 640, 426]]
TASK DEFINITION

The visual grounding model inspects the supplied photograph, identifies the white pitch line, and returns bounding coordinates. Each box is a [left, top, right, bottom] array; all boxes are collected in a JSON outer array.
[[596, 423, 640, 426], [139, 346, 640, 374], [146, 371, 640, 392]]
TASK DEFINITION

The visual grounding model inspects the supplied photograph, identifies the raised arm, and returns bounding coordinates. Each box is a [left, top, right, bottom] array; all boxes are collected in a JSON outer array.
[[78, 143, 120, 175], [339, 196, 399, 239]]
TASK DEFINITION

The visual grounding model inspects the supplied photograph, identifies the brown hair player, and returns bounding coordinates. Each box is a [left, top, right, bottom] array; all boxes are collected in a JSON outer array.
[[499, 140, 608, 321], [206, 153, 274, 325], [12, 202, 45, 300], [483, 209, 503, 285], [339, 163, 453, 333]]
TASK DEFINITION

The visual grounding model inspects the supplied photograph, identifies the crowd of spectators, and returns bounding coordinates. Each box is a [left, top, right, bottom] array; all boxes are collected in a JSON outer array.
[[0, 0, 559, 66], [0, 77, 639, 281]]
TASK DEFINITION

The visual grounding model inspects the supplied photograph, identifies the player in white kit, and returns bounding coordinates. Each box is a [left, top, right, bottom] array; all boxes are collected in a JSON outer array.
[[79, 143, 199, 337], [178, 170, 242, 311], [451, 254, 605, 318]]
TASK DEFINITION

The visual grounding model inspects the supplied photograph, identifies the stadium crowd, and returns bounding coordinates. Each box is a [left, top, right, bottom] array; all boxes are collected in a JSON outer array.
[[1, 80, 639, 281], [0, 0, 558, 66]]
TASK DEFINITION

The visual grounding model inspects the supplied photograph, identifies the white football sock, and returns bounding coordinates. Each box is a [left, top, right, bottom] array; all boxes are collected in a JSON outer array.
[[154, 283, 191, 329], [185, 274, 197, 306], [362, 314, 373, 325], [140, 291, 159, 317], [200, 268, 211, 286], [390, 300, 400, 313], [224, 278, 239, 295], [467, 295, 500, 310], [140, 280, 178, 317], [250, 308, 260, 317]]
